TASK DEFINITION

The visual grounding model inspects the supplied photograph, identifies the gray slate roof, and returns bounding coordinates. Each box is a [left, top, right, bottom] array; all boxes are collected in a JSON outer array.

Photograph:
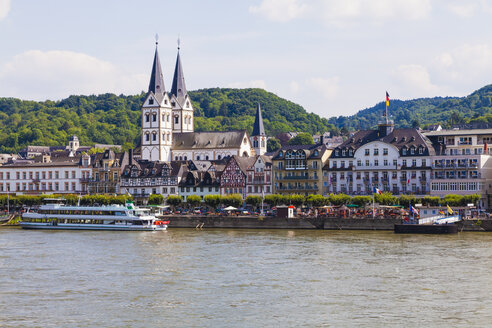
[[252, 103, 265, 136], [172, 131, 248, 150], [170, 50, 187, 106], [148, 46, 165, 101]]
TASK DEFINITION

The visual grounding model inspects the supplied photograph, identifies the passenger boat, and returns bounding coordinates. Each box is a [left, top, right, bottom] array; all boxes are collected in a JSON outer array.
[[20, 199, 168, 231]]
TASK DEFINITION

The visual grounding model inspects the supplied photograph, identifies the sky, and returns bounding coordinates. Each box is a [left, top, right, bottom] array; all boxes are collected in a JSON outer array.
[[1, 0, 492, 120]]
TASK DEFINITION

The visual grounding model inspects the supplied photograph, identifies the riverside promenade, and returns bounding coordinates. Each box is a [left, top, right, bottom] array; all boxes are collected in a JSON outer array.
[[167, 215, 492, 231]]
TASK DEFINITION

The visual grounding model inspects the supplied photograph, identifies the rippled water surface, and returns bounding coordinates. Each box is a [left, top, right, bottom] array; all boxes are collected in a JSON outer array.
[[1, 228, 492, 327]]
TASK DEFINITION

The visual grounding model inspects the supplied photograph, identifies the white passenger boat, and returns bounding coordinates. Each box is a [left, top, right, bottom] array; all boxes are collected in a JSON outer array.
[[20, 199, 168, 231]]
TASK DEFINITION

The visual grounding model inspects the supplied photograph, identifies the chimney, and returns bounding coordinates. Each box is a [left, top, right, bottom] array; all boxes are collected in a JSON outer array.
[[129, 149, 133, 166], [319, 135, 324, 145]]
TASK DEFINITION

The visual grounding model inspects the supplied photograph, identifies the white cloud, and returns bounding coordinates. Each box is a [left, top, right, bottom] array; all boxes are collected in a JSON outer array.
[[249, 0, 308, 22], [0, 0, 10, 20], [392, 64, 440, 96], [447, 2, 477, 17], [320, 0, 432, 26], [227, 79, 267, 89], [250, 0, 431, 26], [305, 77, 339, 100], [433, 43, 492, 84], [289, 80, 300, 93], [0, 50, 146, 100]]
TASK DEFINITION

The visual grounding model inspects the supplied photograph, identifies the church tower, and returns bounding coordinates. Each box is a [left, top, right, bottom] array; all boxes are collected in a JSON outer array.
[[250, 103, 267, 155], [170, 42, 194, 133], [141, 39, 173, 162]]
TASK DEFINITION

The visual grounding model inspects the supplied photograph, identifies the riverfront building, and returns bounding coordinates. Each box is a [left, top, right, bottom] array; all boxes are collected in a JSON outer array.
[[272, 143, 331, 196], [0, 152, 91, 195], [325, 120, 434, 196], [424, 128, 492, 209]]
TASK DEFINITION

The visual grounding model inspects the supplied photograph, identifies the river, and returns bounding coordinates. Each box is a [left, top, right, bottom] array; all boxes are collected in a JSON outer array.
[[1, 228, 491, 327]]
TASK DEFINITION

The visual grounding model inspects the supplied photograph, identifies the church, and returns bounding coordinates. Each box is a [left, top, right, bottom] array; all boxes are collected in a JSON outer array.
[[140, 40, 266, 162]]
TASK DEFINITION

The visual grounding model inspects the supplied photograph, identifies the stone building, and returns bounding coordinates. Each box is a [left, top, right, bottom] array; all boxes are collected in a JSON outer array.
[[272, 143, 330, 196]]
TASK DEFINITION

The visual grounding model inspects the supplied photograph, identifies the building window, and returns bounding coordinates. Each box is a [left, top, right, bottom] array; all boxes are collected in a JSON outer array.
[[365, 149, 369, 156], [149, 98, 154, 105], [152, 133, 157, 141], [383, 148, 388, 155], [152, 113, 157, 122], [145, 113, 150, 122], [145, 133, 150, 141], [374, 149, 379, 155], [175, 116, 179, 124]]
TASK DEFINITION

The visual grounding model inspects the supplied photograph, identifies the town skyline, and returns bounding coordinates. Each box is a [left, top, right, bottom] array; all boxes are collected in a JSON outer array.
[[2, 0, 492, 119]]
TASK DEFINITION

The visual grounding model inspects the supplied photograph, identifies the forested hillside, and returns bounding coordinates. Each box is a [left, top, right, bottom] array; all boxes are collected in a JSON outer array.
[[0, 88, 337, 153], [329, 85, 492, 130]]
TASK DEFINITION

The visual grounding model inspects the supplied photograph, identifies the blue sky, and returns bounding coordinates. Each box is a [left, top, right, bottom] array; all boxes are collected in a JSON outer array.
[[1, 0, 492, 119]]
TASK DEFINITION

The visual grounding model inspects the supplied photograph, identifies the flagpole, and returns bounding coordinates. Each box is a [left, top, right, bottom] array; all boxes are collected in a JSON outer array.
[[372, 191, 375, 219]]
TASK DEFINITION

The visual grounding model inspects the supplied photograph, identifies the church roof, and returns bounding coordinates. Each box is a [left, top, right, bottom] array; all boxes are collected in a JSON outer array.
[[172, 131, 248, 150], [252, 103, 265, 136], [170, 49, 187, 106], [148, 45, 165, 100]]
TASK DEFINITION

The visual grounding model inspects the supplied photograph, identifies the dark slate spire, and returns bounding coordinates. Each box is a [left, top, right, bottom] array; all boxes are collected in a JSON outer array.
[[252, 103, 265, 136], [171, 44, 188, 105], [148, 40, 165, 96]]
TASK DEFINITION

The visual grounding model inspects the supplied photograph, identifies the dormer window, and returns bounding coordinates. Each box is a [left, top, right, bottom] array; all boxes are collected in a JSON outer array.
[[335, 150, 339, 156], [402, 148, 407, 155], [410, 147, 415, 155], [348, 149, 353, 156], [149, 98, 154, 105], [419, 147, 423, 154]]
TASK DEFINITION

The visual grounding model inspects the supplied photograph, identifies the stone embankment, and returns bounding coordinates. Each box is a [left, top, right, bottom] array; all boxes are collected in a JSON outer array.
[[167, 215, 492, 231]]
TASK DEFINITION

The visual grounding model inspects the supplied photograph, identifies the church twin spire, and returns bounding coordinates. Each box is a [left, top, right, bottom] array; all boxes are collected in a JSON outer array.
[[147, 38, 187, 104]]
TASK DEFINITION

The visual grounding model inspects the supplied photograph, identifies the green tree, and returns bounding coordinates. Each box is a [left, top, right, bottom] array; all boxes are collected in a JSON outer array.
[[289, 194, 305, 207], [148, 194, 164, 205], [306, 194, 328, 207], [166, 195, 182, 211], [264, 194, 280, 207], [223, 194, 243, 208], [204, 194, 222, 211], [186, 195, 202, 208], [374, 192, 397, 205], [351, 196, 372, 207], [329, 193, 351, 205], [288, 132, 314, 145], [245, 195, 262, 210], [267, 137, 282, 152]]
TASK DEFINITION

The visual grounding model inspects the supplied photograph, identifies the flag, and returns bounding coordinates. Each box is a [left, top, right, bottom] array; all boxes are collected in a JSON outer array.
[[410, 206, 419, 216], [373, 187, 382, 195], [447, 204, 453, 215], [386, 91, 390, 107], [439, 210, 445, 215], [407, 178, 410, 184]]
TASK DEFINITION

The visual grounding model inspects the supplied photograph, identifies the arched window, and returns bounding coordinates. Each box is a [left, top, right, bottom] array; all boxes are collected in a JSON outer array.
[[152, 113, 157, 122], [145, 132, 150, 141], [145, 113, 150, 122], [197, 156, 201, 160], [175, 116, 179, 124], [152, 132, 157, 141]]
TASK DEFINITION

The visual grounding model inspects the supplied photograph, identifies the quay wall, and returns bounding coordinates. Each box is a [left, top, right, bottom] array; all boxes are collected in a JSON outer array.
[[167, 216, 492, 231]]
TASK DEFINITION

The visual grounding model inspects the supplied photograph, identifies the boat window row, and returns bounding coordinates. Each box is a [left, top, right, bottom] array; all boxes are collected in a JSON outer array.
[[38, 209, 128, 216]]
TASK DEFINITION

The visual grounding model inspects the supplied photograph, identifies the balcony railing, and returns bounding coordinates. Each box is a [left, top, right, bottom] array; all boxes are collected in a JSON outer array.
[[277, 185, 318, 191], [277, 176, 318, 181]]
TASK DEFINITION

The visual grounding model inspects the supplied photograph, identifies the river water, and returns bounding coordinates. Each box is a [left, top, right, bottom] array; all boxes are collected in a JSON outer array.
[[1, 228, 491, 327]]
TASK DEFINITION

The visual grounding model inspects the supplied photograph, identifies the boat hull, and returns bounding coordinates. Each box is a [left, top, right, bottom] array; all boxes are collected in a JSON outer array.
[[394, 224, 458, 234], [19, 222, 167, 231]]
